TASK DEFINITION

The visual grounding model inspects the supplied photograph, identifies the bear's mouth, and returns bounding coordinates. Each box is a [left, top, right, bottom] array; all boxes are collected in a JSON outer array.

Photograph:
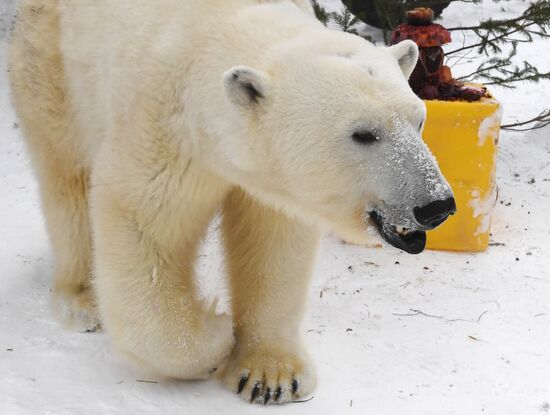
[[369, 210, 426, 255]]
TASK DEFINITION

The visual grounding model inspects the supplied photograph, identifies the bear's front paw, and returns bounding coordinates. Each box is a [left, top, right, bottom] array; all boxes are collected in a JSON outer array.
[[52, 286, 101, 333], [220, 342, 316, 405]]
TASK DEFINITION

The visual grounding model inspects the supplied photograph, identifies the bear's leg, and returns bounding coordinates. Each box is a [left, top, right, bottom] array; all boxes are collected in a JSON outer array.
[[38, 162, 98, 332], [19, 143, 98, 332], [90, 157, 234, 379], [221, 188, 320, 404], [16, 130, 97, 332], [8, 3, 98, 331]]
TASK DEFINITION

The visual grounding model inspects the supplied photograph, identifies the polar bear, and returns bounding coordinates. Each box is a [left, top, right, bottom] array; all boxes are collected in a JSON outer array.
[[8, 0, 455, 405]]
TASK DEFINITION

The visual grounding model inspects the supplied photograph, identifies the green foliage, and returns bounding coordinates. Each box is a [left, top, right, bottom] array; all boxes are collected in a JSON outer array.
[[457, 55, 550, 88], [329, 6, 360, 35], [311, 3, 372, 40], [446, 0, 550, 56], [312, 0, 329, 25], [341, 0, 463, 31]]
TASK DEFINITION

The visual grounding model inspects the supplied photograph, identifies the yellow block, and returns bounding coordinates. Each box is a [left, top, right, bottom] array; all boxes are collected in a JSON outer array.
[[422, 94, 502, 252]]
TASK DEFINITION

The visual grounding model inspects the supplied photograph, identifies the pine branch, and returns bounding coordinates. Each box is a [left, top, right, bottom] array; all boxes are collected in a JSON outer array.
[[501, 109, 550, 131], [455, 43, 518, 81], [329, 6, 360, 34], [447, 14, 531, 32], [483, 69, 550, 87], [312, 0, 329, 26], [445, 1, 550, 56], [455, 61, 509, 81], [462, 56, 550, 88], [446, 22, 538, 55]]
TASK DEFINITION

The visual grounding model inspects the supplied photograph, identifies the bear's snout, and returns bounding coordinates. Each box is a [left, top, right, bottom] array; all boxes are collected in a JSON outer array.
[[413, 197, 456, 229]]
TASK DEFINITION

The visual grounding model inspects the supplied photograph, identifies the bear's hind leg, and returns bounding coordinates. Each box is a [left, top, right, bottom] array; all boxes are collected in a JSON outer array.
[[10, 118, 98, 332], [40, 164, 98, 332], [8, 1, 99, 332], [220, 188, 320, 404]]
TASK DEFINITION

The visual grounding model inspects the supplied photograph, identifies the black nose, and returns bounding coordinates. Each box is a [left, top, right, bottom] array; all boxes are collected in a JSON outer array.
[[413, 197, 456, 229]]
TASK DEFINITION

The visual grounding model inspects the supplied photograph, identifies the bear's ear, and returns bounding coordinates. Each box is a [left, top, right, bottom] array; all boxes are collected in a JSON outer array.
[[388, 40, 419, 79], [223, 66, 270, 109]]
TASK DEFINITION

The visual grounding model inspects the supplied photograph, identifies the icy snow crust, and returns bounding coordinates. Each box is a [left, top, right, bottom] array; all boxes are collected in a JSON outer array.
[[2, 1, 550, 414]]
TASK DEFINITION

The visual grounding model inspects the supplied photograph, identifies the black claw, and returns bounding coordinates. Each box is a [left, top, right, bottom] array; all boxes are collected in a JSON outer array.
[[292, 379, 299, 395], [237, 375, 248, 394], [250, 382, 261, 402], [275, 387, 282, 402], [264, 388, 271, 405]]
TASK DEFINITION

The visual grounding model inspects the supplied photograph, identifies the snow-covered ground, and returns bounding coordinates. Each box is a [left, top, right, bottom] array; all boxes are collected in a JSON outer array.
[[1, 1, 549, 414]]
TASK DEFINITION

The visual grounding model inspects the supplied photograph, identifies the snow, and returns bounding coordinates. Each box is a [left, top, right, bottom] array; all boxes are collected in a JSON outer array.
[[469, 186, 497, 237], [1, 1, 550, 414], [478, 105, 502, 146]]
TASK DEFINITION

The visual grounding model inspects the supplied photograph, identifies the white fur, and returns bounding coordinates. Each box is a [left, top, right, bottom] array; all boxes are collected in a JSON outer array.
[[8, 0, 451, 404]]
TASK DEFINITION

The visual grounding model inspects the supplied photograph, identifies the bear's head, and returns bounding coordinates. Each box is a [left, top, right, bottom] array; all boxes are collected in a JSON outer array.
[[221, 32, 455, 254]]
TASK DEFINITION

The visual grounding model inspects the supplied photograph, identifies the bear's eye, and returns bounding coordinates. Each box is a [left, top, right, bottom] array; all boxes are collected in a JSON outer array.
[[352, 131, 379, 145], [418, 121, 424, 131]]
